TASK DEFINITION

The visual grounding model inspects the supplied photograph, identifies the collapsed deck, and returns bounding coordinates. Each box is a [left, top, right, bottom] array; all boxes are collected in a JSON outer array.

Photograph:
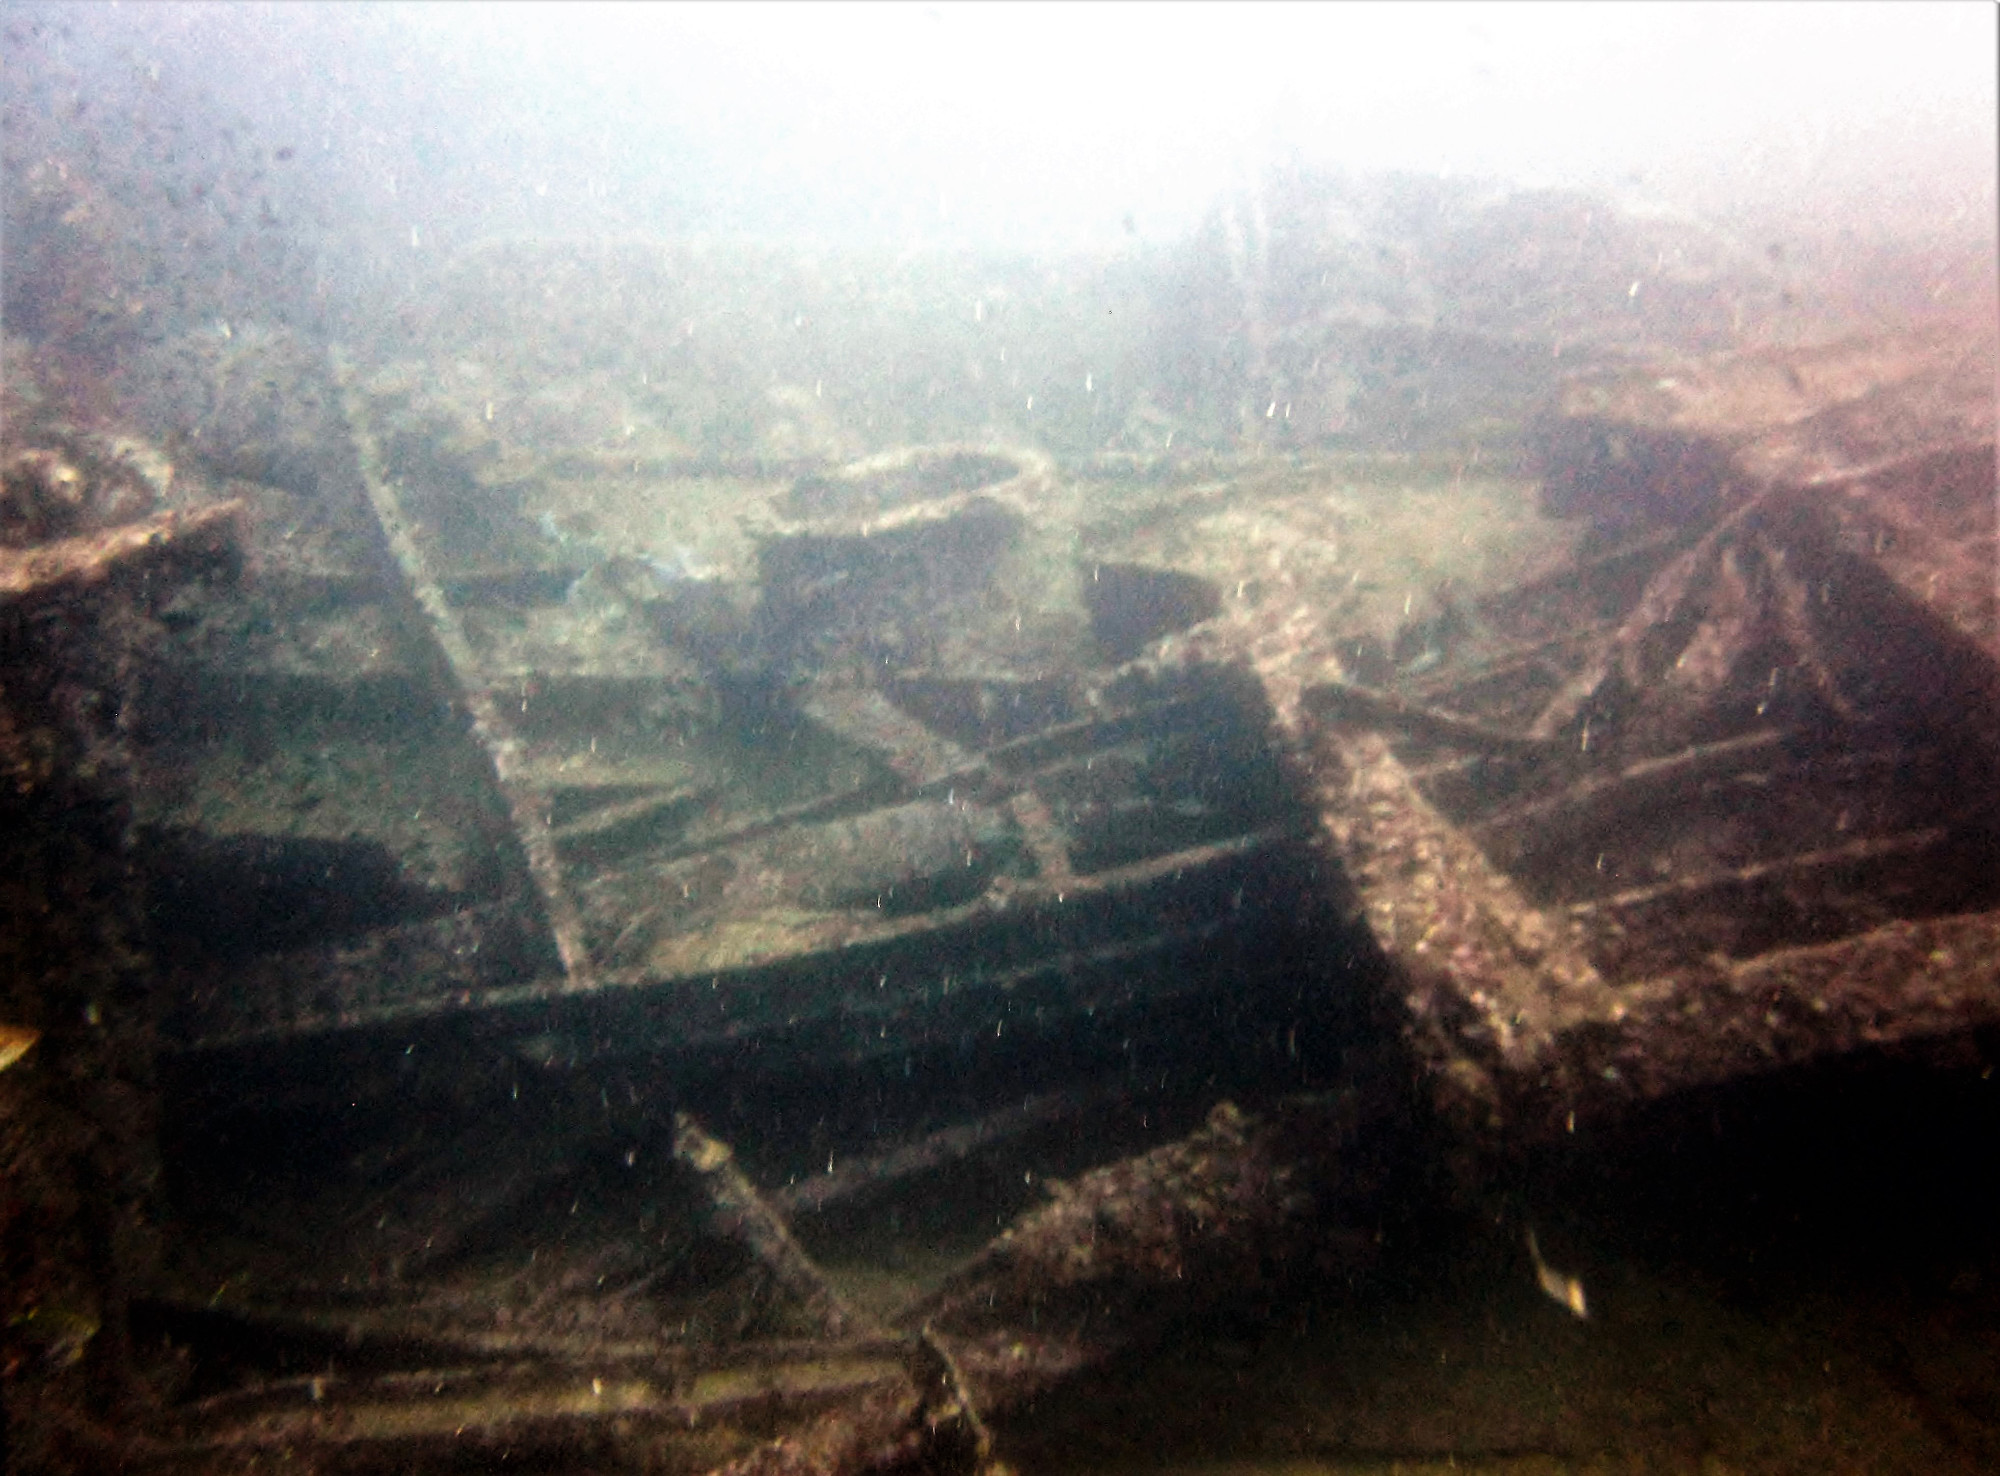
[[4, 227, 1994, 1468]]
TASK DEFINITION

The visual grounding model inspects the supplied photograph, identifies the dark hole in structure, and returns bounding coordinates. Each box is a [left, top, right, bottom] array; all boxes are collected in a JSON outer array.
[[882, 673, 1083, 748], [140, 826, 453, 959], [757, 500, 1022, 671], [1037, 666, 1301, 874], [1084, 562, 1223, 664], [1533, 414, 1736, 527]]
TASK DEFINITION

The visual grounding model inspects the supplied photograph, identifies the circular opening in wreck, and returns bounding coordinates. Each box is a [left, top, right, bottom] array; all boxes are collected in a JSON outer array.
[[783, 449, 1022, 521]]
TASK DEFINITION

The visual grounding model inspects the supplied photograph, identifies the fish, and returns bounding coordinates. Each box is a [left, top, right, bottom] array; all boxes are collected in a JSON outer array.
[[1526, 1227, 1589, 1319], [641, 544, 711, 587], [565, 547, 712, 611], [0, 1024, 40, 1073]]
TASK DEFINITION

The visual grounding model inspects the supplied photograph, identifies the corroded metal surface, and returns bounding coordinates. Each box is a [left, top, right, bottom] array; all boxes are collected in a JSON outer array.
[[119, 322, 1997, 1468], [6, 178, 1994, 1474], [1272, 329, 2000, 1140]]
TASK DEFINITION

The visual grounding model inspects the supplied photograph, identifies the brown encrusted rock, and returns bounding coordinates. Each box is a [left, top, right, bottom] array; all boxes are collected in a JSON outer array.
[[1, 480, 243, 1471]]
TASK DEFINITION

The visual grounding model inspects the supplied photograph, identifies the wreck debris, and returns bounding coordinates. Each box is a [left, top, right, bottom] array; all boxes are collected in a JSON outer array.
[[1536, 329, 1997, 657], [1303, 677, 1554, 759], [163, 1335, 936, 1473], [698, 1325, 1007, 1476], [773, 1087, 1096, 1220], [0, 153, 1985, 1473], [1292, 327, 2000, 1143], [1308, 725, 1614, 1134], [117, 324, 1991, 1469], [905, 1094, 1394, 1416], [910, 1324, 1002, 1472], [674, 1112, 864, 1342]]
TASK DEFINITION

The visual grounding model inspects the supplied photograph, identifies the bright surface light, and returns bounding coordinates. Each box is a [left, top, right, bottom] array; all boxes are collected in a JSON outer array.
[[28, 1, 1989, 254], [380, 0, 1994, 246]]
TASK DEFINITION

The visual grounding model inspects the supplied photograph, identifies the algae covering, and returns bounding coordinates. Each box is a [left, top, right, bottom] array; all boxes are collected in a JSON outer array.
[[4, 10, 1999, 1469]]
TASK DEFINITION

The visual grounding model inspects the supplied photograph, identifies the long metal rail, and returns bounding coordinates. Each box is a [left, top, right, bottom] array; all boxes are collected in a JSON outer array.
[[330, 348, 595, 990]]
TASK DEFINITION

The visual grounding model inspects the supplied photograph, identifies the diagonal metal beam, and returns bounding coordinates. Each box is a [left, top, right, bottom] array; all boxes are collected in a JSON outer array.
[[330, 348, 595, 990]]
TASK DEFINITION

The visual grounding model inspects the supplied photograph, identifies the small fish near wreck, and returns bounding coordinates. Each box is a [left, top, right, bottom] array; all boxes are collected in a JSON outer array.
[[1527, 1228, 1589, 1320]]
